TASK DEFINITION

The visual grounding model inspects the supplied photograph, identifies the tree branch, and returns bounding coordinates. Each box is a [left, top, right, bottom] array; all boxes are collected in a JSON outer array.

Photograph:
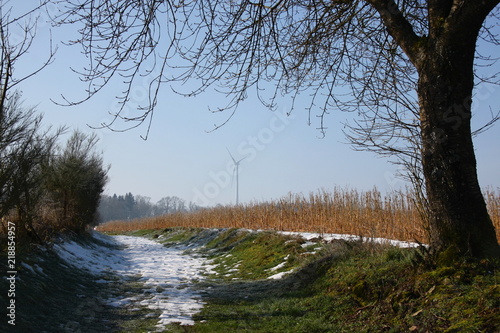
[[366, 0, 425, 67]]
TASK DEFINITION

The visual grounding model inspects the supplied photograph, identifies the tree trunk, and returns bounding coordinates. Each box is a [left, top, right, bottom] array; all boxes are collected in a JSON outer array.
[[417, 29, 500, 259]]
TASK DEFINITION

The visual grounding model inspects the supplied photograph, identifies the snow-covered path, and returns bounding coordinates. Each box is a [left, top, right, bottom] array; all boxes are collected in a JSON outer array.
[[52, 229, 423, 330], [54, 233, 211, 329]]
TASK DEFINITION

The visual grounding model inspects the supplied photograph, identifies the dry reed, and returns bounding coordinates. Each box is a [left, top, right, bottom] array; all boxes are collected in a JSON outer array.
[[97, 187, 500, 243]]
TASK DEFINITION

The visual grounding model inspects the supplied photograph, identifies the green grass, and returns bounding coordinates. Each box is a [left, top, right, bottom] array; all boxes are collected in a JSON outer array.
[[201, 229, 312, 280], [151, 228, 500, 332]]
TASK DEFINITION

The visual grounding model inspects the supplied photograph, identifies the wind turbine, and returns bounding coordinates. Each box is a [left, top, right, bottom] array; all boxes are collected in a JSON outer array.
[[227, 148, 246, 205]]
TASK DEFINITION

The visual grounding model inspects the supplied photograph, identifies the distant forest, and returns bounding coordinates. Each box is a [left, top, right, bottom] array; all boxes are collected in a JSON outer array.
[[98, 193, 202, 223]]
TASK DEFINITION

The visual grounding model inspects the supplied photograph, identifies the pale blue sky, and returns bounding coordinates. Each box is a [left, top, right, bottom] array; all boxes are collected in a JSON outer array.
[[13, 2, 500, 206]]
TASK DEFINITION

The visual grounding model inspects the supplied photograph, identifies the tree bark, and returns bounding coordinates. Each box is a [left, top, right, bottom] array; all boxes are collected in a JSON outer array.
[[416, 7, 500, 258]]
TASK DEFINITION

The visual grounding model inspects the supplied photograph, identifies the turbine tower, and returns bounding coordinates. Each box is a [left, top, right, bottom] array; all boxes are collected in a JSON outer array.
[[227, 148, 245, 205]]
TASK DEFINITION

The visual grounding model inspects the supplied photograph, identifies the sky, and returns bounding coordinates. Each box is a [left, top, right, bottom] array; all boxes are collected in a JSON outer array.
[[11, 2, 500, 207]]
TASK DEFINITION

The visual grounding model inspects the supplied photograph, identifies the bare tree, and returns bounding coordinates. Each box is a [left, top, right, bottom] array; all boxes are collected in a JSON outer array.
[[1, 0, 55, 115], [1, 1, 59, 239], [54, 1, 500, 258], [156, 196, 186, 215]]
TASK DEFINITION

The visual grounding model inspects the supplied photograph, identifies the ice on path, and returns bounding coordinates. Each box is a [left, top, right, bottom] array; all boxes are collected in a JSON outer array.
[[54, 232, 211, 328]]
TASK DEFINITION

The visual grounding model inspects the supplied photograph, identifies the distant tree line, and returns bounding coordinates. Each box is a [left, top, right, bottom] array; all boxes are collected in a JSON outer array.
[[98, 193, 201, 223], [1, 92, 108, 240]]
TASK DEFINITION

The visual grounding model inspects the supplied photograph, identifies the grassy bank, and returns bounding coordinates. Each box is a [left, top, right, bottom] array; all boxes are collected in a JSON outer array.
[[97, 187, 500, 244], [129, 228, 500, 332]]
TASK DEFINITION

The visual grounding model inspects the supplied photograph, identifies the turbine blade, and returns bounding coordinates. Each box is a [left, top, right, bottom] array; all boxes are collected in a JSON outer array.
[[231, 167, 236, 187], [226, 148, 237, 163]]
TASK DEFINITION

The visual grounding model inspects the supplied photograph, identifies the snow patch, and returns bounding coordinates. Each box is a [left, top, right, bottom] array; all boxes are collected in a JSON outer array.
[[21, 262, 36, 274], [267, 261, 287, 272], [54, 233, 210, 329], [280, 231, 423, 248], [301, 241, 317, 248], [268, 268, 295, 280]]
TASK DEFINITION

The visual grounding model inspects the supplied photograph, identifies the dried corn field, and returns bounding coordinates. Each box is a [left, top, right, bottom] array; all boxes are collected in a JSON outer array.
[[97, 187, 500, 244]]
